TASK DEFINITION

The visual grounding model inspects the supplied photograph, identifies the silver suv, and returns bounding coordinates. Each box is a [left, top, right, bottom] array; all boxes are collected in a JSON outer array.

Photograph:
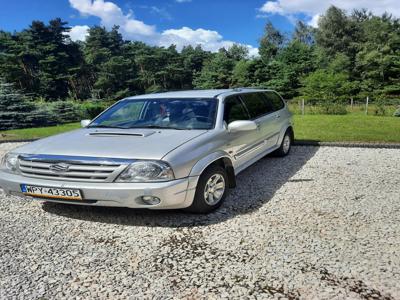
[[0, 89, 293, 213]]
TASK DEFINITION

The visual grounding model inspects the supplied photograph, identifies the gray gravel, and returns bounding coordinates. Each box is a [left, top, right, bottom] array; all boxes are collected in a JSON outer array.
[[0, 143, 399, 299]]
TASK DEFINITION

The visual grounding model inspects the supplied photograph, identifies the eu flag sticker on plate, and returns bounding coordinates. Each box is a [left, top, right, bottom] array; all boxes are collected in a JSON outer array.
[[20, 184, 27, 193]]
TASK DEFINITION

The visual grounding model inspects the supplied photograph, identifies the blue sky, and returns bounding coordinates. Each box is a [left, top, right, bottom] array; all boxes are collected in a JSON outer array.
[[0, 0, 398, 54]]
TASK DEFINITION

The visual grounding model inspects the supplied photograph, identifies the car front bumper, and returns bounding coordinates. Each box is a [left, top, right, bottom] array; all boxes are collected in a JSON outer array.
[[0, 171, 199, 209]]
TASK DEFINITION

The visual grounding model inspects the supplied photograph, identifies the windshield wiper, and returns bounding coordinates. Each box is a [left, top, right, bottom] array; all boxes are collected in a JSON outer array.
[[87, 125, 129, 129], [128, 125, 187, 130]]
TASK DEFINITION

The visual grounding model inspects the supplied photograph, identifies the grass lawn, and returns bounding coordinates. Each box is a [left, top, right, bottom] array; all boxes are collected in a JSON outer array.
[[0, 115, 399, 143], [0, 123, 80, 141], [293, 115, 400, 143]]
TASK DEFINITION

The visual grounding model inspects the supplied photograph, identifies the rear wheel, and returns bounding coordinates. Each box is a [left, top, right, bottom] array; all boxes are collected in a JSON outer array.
[[185, 165, 228, 213], [273, 130, 293, 157]]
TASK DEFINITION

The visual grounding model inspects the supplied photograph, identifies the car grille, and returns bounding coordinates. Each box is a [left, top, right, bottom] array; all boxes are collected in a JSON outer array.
[[18, 155, 133, 183]]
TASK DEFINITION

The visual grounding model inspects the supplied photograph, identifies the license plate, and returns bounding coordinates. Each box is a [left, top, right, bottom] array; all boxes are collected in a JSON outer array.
[[20, 184, 82, 201]]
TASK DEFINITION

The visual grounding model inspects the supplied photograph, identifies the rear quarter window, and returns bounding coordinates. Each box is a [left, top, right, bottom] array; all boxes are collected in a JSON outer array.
[[265, 91, 285, 111]]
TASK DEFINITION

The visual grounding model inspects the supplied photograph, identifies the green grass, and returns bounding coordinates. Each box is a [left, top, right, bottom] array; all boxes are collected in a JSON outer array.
[[0, 123, 80, 141], [1, 115, 399, 143], [293, 115, 400, 143]]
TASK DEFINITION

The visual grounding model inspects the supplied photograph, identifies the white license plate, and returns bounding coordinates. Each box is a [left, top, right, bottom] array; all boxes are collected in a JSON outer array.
[[20, 185, 82, 201]]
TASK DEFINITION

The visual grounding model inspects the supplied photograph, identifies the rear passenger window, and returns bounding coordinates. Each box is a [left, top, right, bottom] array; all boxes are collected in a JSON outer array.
[[240, 93, 273, 119], [266, 92, 285, 111], [223, 96, 249, 124]]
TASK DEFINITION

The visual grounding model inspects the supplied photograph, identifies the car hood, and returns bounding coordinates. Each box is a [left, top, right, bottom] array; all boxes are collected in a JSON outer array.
[[13, 128, 208, 160]]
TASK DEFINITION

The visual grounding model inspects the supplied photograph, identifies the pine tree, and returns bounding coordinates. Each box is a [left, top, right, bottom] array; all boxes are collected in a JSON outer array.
[[0, 80, 38, 130], [50, 101, 80, 124]]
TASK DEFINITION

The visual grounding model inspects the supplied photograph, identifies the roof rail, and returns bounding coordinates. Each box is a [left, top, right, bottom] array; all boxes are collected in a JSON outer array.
[[232, 87, 266, 91]]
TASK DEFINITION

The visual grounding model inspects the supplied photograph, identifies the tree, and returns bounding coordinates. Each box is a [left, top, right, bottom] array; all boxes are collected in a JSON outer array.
[[180, 45, 210, 89], [0, 6, 399, 107], [315, 6, 360, 60], [231, 60, 253, 87], [265, 41, 316, 98], [301, 70, 355, 102], [50, 101, 80, 123], [293, 21, 315, 45], [0, 19, 84, 100], [0, 80, 40, 130], [227, 44, 249, 61], [28, 19, 81, 99], [193, 49, 235, 89], [355, 15, 400, 98], [84, 26, 136, 99], [259, 21, 284, 63]]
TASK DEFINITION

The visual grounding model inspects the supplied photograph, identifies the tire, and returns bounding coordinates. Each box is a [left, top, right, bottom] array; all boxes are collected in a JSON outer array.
[[273, 129, 293, 157], [185, 165, 228, 213]]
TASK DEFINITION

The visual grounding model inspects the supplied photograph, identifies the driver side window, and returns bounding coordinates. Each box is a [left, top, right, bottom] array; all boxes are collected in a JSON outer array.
[[223, 96, 249, 124]]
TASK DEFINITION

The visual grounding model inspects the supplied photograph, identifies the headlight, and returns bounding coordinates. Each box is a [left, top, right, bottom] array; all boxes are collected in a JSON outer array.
[[116, 161, 174, 182], [0, 152, 19, 173]]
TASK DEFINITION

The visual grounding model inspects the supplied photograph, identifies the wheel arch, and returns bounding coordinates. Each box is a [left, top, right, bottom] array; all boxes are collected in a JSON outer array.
[[278, 124, 294, 145], [189, 152, 236, 188], [286, 125, 294, 140]]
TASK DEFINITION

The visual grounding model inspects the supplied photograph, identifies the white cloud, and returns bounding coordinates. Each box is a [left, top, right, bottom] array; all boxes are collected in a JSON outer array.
[[160, 27, 258, 55], [259, 0, 400, 27], [176, 0, 192, 3], [69, 0, 156, 39], [260, 1, 283, 14], [148, 6, 172, 21], [69, 25, 90, 41], [68, 0, 258, 55], [308, 14, 320, 27]]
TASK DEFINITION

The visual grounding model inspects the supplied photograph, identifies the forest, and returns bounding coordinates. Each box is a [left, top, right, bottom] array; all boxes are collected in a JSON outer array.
[[1, 5, 400, 130]]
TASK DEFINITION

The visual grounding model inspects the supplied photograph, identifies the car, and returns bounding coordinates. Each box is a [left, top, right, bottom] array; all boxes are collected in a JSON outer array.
[[0, 88, 293, 213]]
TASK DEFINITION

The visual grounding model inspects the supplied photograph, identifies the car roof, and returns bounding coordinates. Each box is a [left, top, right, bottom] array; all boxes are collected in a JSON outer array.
[[124, 88, 273, 100]]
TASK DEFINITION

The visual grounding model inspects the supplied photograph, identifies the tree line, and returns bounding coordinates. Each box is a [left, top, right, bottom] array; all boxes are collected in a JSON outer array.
[[1, 5, 399, 104]]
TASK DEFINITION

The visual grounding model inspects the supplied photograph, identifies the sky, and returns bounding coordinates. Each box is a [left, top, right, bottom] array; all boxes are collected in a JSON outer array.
[[0, 0, 399, 55]]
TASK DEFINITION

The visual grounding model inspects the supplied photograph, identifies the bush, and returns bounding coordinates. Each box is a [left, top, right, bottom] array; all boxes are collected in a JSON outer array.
[[27, 103, 57, 127], [373, 104, 386, 116], [0, 81, 42, 130], [319, 103, 348, 115], [372, 97, 388, 116], [79, 101, 111, 119], [394, 106, 400, 117], [48, 101, 81, 124]]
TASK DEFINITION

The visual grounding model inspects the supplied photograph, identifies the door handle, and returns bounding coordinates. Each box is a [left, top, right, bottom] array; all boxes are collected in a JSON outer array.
[[275, 114, 281, 119]]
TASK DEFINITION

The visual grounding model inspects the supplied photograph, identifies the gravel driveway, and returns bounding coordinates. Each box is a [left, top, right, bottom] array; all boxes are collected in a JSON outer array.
[[0, 143, 399, 299]]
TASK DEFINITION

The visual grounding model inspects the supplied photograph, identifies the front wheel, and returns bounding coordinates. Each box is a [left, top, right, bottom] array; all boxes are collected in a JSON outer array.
[[185, 165, 228, 213], [273, 130, 293, 157]]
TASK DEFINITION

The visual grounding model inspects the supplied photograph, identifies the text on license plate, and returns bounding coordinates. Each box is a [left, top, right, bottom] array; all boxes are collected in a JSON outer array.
[[20, 185, 82, 200]]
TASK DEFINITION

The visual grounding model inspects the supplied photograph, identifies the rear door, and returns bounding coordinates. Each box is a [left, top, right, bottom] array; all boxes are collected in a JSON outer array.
[[239, 92, 277, 150], [263, 91, 286, 147]]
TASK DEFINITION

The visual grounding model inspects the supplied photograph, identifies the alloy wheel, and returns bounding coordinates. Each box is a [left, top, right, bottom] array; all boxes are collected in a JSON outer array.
[[203, 174, 225, 206]]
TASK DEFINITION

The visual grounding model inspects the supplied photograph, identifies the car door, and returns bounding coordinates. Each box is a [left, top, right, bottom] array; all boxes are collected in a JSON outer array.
[[223, 95, 261, 169], [239, 92, 276, 151], [263, 91, 286, 147]]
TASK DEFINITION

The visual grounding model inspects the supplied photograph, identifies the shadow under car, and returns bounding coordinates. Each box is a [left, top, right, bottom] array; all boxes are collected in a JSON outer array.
[[42, 146, 319, 227]]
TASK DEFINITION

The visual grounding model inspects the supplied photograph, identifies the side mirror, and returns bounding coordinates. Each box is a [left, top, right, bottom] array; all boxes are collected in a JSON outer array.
[[81, 119, 91, 128], [227, 120, 257, 133]]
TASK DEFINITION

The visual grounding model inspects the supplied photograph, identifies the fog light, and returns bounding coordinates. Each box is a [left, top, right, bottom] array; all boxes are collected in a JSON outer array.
[[141, 196, 161, 205]]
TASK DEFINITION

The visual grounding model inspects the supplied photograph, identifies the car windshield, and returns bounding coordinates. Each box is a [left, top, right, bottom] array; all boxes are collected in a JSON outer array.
[[89, 98, 218, 130]]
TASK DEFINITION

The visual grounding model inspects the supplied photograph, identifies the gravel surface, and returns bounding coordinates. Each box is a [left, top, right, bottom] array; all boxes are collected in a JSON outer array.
[[0, 143, 399, 299]]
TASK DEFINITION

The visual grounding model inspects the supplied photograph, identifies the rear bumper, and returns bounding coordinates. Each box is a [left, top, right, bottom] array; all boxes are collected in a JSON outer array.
[[0, 171, 199, 209]]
